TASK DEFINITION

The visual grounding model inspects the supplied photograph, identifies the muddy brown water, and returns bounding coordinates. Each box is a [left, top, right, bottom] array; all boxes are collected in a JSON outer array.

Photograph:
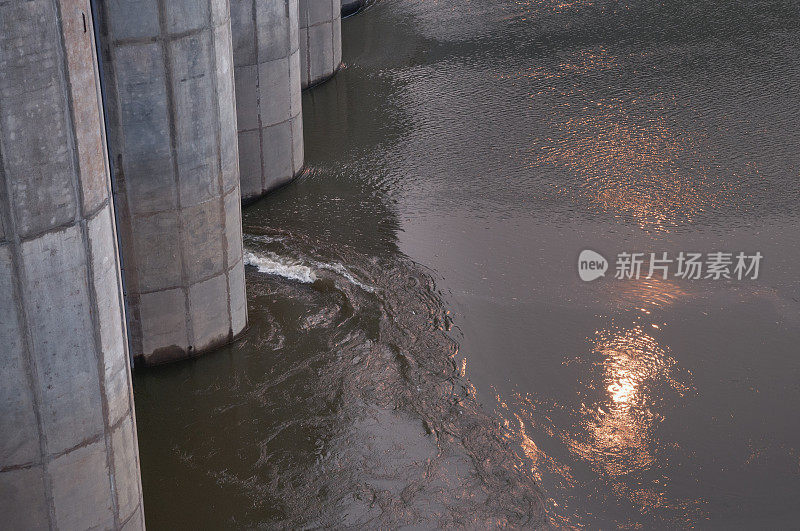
[[134, 0, 800, 527]]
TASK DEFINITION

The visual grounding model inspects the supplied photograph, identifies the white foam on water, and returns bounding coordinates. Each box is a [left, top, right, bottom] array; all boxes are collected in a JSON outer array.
[[244, 234, 287, 244], [244, 251, 317, 284], [244, 248, 376, 293], [314, 261, 376, 293]]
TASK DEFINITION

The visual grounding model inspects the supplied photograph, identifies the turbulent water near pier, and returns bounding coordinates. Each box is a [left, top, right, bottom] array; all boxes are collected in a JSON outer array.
[[135, 0, 800, 527], [135, 229, 546, 527]]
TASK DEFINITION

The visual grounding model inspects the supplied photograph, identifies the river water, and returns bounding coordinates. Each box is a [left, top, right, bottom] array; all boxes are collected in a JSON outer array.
[[134, 0, 800, 527]]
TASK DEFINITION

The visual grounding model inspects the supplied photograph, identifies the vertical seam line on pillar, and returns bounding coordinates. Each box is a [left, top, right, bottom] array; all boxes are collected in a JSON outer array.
[[101, 37, 146, 362], [286, 0, 297, 176], [89, 0, 141, 373], [304, 0, 311, 86], [209, 0, 235, 336], [90, 10, 145, 361], [87, 1, 145, 508], [251, 0, 266, 192], [53, 0, 121, 525], [0, 85, 55, 531], [331, 0, 336, 74], [157, 0, 195, 350]]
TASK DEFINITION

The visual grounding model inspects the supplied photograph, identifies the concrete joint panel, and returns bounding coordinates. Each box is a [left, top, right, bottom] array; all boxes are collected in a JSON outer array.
[[189, 273, 231, 350], [290, 111, 304, 172], [0, 246, 39, 468], [261, 120, 294, 184], [0, 467, 50, 529], [234, 64, 260, 131], [232, 0, 305, 202], [237, 130, 263, 198], [165, 0, 212, 33], [139, 288, 190, 361], [97, 0, 247, 365], [171, 30, 219, 208], [257, 1, 291, 62], [214, 21, 240, 195], [88, 207, 132, 427], [111, 416, 143, 523], [228, 258, 248, 335], [20, 225, 105, 454], [181, 199, 225, 280], [49, 440, 115, 529], [0, 1, 143, 527], [0, 2, 77, 238], [224, 189, 244, 261], [113, 42, 177, 216], [299, 0, 341, 89]]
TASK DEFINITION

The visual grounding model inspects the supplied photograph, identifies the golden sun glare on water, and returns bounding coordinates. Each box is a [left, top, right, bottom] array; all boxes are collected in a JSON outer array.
[[494, 273, 703, 523], [506, 44, 754, 233], [585, 327, 688, 469]]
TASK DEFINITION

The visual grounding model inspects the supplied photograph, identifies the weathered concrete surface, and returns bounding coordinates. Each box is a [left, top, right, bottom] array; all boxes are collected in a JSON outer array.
[[231, 0, 305, 201], [0, 1, 144, 528], [341, 0, 366, 17], [299, 0, 342, 88], [95, 0, 248, 365]]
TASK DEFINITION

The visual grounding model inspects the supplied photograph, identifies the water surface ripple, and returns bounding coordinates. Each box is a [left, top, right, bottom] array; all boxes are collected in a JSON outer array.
[[136, 0, 800, 527]]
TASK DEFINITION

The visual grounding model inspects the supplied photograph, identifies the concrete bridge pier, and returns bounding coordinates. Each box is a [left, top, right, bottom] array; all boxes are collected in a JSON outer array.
[[299, 0, 342, 88], [94, 0, 248, 366], [231, 0, 305, 201], [0, 1, 144, 528]]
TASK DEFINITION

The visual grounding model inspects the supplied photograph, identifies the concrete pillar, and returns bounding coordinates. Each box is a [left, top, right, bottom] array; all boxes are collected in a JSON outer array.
[[94, 0, 248, 365], [299, 0, 342, 88], [231, 0, 305, 201], [341, 0, 366, 17], [0, 1, 144, 528]]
